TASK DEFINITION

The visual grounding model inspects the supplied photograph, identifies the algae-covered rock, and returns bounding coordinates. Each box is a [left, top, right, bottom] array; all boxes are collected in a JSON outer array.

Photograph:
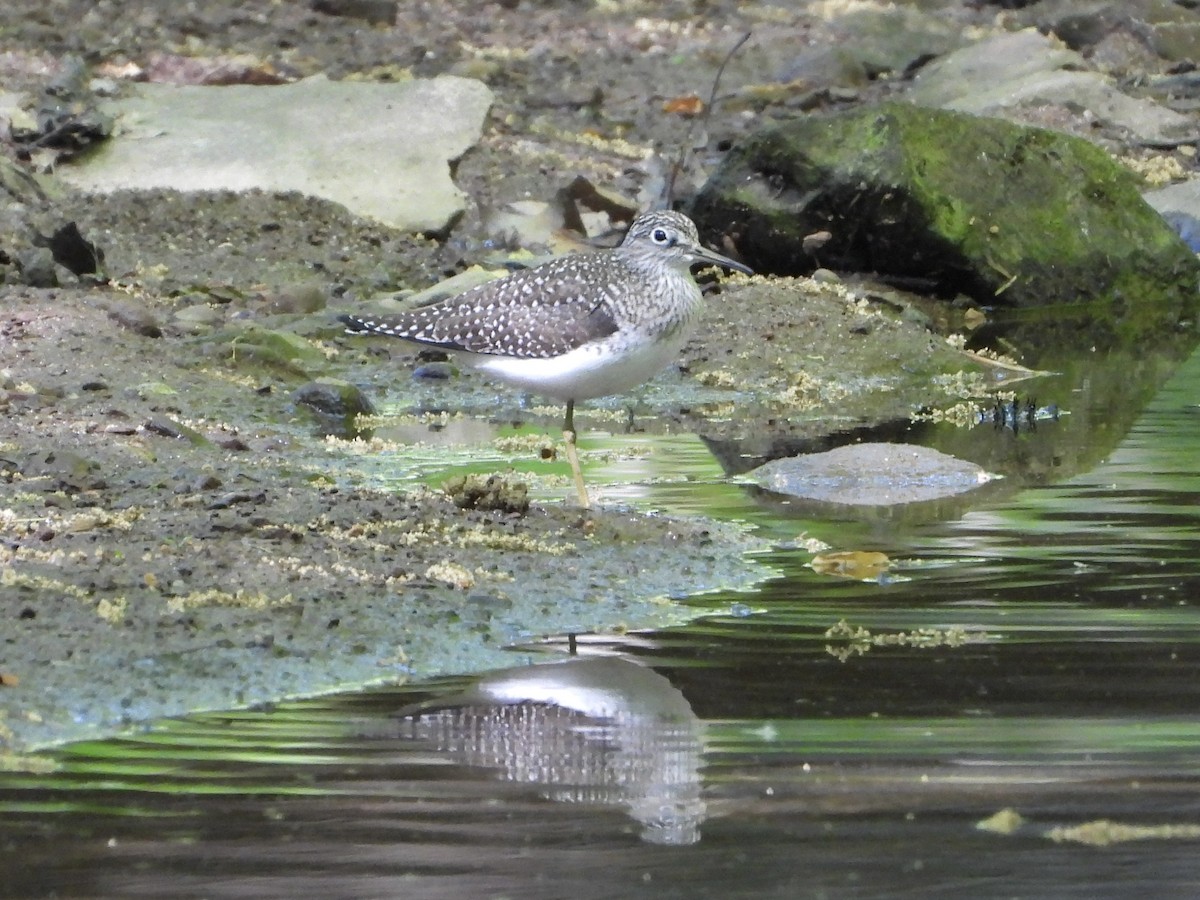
[[443, 473, 530, 516], [692, 103, 1200, 343]]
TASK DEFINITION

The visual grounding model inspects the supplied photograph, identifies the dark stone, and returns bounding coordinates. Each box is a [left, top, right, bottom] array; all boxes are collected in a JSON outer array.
[[311, 0, 397, 25], [292, 378, 376, 418], [412, 362, 452, 380], [144, 416, 209, 445], [20, 448, 104, 492], [207, 490, 267, 510], [103, 300, 162, 338], [39, 222, 104, 277]]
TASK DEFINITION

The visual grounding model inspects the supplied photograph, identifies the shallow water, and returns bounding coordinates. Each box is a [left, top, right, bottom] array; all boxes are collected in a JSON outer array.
[[2, 339, 1199, 899]]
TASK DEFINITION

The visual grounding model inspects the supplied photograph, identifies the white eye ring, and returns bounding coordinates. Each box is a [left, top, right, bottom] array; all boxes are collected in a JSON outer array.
[[653, 228, 670, 244]]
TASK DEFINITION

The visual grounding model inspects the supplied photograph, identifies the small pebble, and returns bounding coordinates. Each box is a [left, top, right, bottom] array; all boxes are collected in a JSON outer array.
[[104, 300, 163, 338], [412, 362, 452, 380]]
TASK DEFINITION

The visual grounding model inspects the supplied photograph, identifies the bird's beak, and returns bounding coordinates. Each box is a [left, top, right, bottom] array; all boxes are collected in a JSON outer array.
[[689, 245, 754, 276]]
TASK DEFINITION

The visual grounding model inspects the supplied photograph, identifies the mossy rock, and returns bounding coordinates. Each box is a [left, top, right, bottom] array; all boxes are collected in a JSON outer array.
[[213, 325, 327, 377], [692, 103, 1200, 346], [292, 378, 375, 419]]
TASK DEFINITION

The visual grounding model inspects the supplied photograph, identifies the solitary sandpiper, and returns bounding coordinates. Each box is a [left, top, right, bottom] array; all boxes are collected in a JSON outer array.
[[339, 209, 753, 508]]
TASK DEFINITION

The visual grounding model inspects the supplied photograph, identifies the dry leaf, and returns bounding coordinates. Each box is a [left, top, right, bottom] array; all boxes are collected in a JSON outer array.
[[144, 52, 287, 86], [662, 94, 704, 117]]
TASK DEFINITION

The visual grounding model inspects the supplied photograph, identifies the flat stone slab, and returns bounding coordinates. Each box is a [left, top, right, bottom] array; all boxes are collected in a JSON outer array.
[[59, 75, 493, 233], [906, 30, 1197, 146], [749, 442, 997, 506]]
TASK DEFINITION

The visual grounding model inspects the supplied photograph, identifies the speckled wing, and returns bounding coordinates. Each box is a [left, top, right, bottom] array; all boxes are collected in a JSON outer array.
[[340, 254, 622, 359]]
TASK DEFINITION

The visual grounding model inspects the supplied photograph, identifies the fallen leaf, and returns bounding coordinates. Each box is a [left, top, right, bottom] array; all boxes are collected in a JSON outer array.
[[662, 94, 704, 117], [144, 52, 288, 86]]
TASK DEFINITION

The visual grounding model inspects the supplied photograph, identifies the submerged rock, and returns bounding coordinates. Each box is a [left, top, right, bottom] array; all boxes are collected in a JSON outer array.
[[749, 442, 996, 506]]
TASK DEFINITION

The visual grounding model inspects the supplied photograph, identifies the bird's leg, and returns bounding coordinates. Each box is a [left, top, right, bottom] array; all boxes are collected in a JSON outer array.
[[563, 399, 590, 508]]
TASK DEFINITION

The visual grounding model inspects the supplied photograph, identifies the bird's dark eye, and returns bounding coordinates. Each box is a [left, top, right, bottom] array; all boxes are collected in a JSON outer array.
[[653, 228, 670, 244]]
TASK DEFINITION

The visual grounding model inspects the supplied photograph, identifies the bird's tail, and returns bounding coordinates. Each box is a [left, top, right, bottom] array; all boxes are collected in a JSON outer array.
[[338, 313, 397, 335]]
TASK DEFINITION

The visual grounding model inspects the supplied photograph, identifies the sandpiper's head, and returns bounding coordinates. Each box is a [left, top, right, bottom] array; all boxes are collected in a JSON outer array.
[[619, 210, 753, 276]]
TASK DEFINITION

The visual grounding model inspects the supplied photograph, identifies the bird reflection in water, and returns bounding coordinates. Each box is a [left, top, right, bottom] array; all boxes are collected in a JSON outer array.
[[396, 655, 705, 845]]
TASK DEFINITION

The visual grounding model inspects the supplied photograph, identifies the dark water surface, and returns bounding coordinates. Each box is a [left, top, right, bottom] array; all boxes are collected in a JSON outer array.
[[3, 340, 1199, 899]]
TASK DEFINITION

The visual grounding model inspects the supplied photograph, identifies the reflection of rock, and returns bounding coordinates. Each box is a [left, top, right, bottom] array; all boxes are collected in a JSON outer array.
[[398, 656, 705, 845]]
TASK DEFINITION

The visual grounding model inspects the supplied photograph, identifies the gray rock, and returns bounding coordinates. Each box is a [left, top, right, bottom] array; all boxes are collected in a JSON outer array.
[[907, 29, 1083, 109], [15, 246, 57, 287], [262, 283, 327, 315], [21, 448, 101, 488], [1029, 1, 1135, 53], [824, 4, 965, 79], [173, 302, 227, 331], [1023, 0, 1200, 65], [1146, 180, 1200, 251], [58, 75, 493, 233], [1145, 178, 1200, 219]]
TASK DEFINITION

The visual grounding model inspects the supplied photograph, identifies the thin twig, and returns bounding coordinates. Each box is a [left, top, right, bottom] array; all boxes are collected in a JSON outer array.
[[663, 31, 752, 208], [705, 31, 751, 129]]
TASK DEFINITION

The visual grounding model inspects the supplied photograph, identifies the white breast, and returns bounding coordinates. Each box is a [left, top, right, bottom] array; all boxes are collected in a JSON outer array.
[[462, 328, 693, 401]]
